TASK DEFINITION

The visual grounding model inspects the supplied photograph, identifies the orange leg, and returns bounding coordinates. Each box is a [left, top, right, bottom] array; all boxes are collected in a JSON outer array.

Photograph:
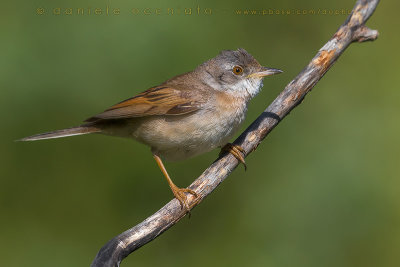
[[153, 154, 198, 213], [220, 143, 247, 170]]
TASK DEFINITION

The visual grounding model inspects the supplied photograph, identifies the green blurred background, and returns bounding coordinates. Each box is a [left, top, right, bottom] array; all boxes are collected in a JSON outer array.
[[1, 0, 400, 266]]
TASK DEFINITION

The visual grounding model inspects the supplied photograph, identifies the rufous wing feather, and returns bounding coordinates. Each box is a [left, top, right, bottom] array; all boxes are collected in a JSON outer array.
[[85, 86, 202, 122]]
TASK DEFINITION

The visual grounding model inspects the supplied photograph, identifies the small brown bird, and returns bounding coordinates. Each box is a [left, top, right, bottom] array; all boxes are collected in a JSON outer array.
[[20, 48, 282, 211]]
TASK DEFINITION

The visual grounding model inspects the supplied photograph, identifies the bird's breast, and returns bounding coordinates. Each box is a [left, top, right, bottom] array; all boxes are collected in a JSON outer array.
[[127, 92, 248, 161]]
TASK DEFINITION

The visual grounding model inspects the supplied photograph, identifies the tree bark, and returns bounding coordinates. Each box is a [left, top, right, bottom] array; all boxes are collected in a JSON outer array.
[[91, 0, 380, 266]]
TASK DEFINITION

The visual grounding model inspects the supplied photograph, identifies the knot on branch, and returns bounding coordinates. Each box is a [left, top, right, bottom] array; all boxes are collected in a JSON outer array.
[[352, 25, 379, 42]]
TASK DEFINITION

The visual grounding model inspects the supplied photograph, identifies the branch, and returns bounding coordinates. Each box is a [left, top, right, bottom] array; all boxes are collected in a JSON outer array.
[[91, 1, 380, 266]]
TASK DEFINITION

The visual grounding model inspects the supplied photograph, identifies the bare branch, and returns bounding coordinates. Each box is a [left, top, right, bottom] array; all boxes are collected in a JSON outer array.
[[91, 0, 380, 266]]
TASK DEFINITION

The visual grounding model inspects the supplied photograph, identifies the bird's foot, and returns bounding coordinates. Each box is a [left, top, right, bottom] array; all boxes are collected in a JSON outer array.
[[171, 185, 199, 215], [220, 143, 247, 170]]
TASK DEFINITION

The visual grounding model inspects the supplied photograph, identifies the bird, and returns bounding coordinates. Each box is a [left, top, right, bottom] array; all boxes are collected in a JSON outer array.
[[20, 48, 282, 212]]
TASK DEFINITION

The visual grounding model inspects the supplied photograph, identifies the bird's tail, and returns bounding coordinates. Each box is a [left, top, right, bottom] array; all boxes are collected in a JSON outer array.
[[18, 126, 101, 141]]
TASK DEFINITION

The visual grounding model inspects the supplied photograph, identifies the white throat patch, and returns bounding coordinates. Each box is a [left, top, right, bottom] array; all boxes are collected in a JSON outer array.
[[230, 78, 264, 100]]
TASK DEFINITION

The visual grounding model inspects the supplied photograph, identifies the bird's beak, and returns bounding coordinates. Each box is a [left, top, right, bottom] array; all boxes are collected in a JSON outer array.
[[247, 67, 283, 78]]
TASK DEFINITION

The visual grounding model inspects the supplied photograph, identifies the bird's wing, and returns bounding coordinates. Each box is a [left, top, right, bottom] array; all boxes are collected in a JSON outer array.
[[84, 86, 202, 122]]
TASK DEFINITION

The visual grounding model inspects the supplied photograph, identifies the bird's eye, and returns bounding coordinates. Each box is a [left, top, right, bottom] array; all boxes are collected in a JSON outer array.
[[232, 66, 243, 75]]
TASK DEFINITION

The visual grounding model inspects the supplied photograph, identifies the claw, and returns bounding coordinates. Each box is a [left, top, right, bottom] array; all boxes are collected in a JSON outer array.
[[171, 187, 199, 216], [220, 143, 247, 170]]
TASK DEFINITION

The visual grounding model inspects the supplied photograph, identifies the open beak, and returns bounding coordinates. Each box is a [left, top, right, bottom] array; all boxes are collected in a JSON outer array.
[[247, 67, 283, 78]]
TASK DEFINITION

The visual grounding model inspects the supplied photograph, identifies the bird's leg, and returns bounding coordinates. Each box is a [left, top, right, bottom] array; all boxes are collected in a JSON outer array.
[[220, 143, 247, 170], [153, 154, 198, 213]]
